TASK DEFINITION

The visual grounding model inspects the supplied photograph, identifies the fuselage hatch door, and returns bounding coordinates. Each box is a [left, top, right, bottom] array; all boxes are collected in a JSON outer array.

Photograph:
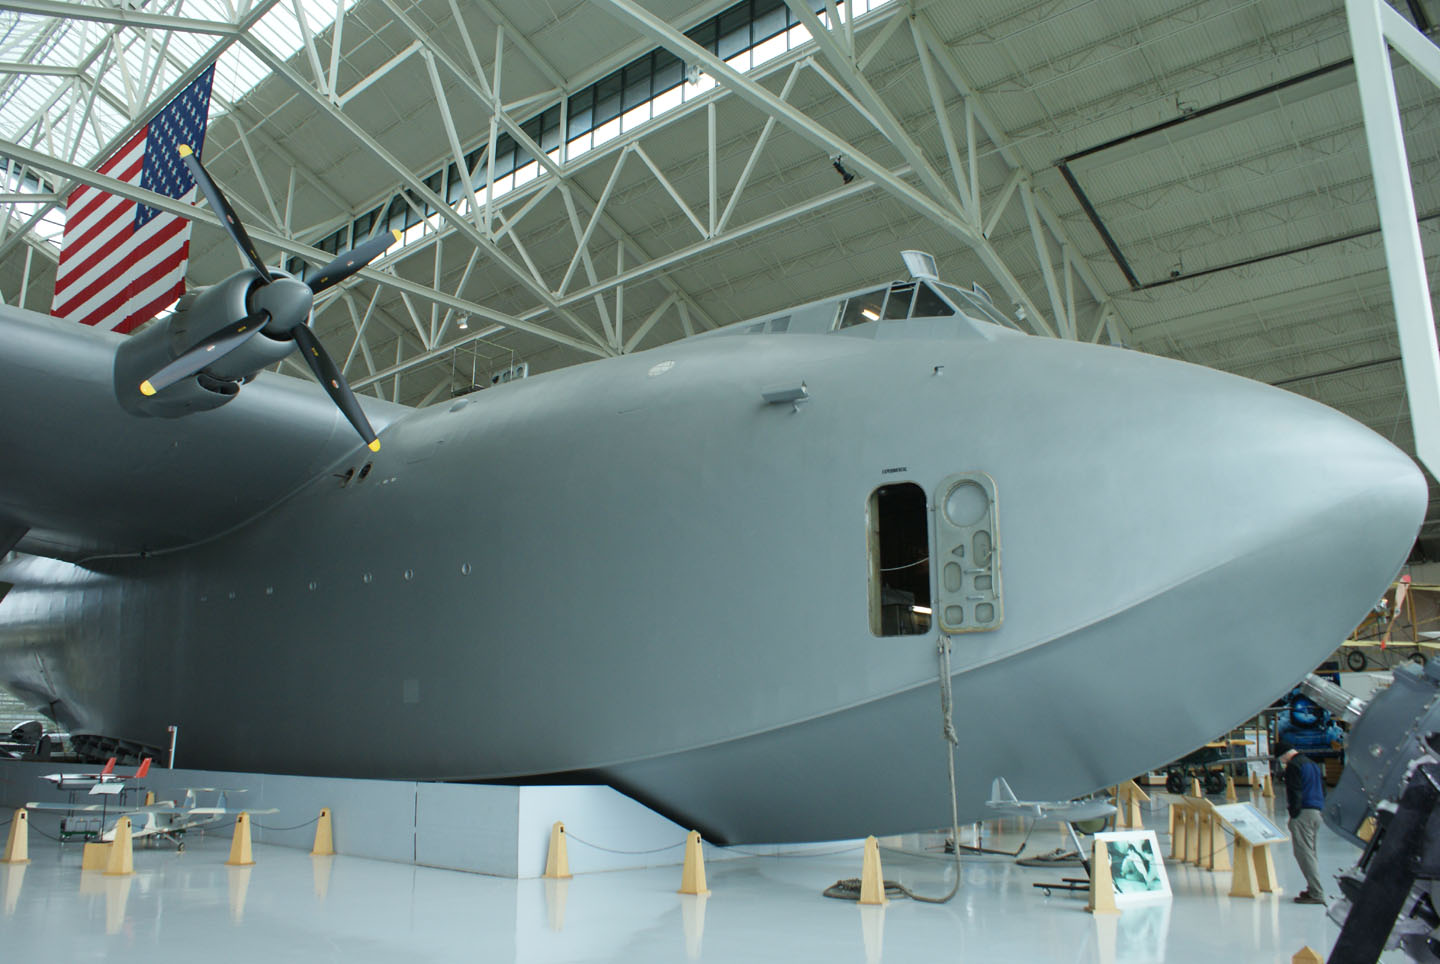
[[933, 472, 1003, 634]]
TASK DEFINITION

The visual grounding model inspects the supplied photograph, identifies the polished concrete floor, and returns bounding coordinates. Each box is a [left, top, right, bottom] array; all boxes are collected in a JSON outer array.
[[0, 794, 1402, 962]]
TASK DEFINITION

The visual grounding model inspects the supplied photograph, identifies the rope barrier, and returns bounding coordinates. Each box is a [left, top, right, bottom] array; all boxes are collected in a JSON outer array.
[[563, 833, 688, 856], [254, 816, 321, 833]]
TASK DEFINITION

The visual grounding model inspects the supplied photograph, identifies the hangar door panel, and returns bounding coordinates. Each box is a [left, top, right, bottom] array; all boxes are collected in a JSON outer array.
[[934, 472, 1002, 634]]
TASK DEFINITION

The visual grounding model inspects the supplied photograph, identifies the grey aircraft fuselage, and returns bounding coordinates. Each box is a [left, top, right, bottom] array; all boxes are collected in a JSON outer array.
[[0, 276, 1424, 844]]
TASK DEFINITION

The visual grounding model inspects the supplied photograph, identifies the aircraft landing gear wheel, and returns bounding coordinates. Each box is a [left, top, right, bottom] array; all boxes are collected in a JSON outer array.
[[1204, 770, 1226, 795], [1346, 649, 1367, 671], [177, 842, 185, 854], [1165, 770, 1185, 795]]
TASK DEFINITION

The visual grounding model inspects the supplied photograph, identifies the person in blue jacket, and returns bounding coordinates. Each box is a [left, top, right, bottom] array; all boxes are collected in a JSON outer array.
[[1276, 738, 1326, 903]]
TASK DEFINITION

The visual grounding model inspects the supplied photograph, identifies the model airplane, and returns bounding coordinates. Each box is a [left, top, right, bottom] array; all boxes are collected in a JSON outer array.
[[26, 787, 273, 850], [986, 777, 1116, 823], [0, 151, 1426, 845], [39, 758, 150, 794]]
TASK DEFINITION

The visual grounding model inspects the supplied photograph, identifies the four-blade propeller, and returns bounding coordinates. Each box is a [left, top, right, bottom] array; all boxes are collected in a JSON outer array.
[[139, 145, 400, 453]]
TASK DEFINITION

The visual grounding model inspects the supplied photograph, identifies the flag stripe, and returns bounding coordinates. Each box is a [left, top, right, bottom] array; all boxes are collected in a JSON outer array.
[[56, 216, 188, 316], [65, 148, 145, 226], [54, 65, 214, 333], [64, 128, 148, 208], [53, 200, 140, 294], [59, 216, 191, 324], [71, 249, 189, 331], [116, 273, 187, 335], [62, 189, 138, 253]]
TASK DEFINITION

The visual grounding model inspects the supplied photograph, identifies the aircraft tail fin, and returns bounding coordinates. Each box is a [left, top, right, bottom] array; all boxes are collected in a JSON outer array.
[[100, 758, 115, 775], [134, 758, 151, 779], [989, 776, 1018, 805]]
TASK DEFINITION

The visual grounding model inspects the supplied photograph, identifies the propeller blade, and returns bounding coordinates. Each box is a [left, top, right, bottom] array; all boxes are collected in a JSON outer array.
[[139, 312, 269, 397], [305, 229, 402, 296], [178, 144, 273, 283], [291, 324, 381, 452]]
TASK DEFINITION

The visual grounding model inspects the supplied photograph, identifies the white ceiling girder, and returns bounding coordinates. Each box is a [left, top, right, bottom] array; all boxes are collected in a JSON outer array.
[[0, 134, 612, 358], [0, 0, 239, 36], [590, 0, 1083, 339], [239, 32, 617, 356]]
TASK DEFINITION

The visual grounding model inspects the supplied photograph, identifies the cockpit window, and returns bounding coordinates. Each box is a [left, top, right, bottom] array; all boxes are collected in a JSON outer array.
[[938, 283, 1021, 330], [837, 282, 955, 329], [884, 283, 915, 319], [837, 288, 888, 329], [911, 283, 955, 319]]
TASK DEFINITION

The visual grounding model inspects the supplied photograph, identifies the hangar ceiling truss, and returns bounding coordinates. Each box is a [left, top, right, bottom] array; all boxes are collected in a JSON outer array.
[[0, 0, 1129, 408]]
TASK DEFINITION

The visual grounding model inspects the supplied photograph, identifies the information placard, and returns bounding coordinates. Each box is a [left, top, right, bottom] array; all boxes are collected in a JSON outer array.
[[1211, 802, 1288, 845]]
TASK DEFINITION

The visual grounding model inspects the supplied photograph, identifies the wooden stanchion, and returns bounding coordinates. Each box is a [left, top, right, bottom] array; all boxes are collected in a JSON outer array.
[[1229, 838, 1257, 898], [678, 830, 709, 896], [859, 836, 888, 906], [1206, 804, 1231, 872], [311, 808, 335, 856], [104, 817, 134, 876], [1085, 837, 1120, 915], [1254, 841, 1281, 894], [1117, 780, 1148, 829], [544, 821, 572, 879], [1171, 802, 1187, 861], [1, 809, 29, 865], [225, 812, 254, 867]]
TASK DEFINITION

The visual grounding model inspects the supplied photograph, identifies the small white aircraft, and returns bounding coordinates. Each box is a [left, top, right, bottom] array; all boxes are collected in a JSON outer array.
[[27, 787, 273, 851], [987, 777, 1117, 823], [39, 757, 150, 794]]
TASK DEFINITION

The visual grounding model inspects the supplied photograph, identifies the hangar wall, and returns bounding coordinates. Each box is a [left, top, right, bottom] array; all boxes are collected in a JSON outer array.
[[0, 760, 720, 877]]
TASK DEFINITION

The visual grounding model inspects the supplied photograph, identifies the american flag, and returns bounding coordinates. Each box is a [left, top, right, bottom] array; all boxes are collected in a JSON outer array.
[[51, 64, 216, 334]]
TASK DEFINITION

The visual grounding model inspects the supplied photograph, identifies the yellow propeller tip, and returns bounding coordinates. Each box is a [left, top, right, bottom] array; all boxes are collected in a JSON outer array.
[[177, 144, 192, 157], [368, 439, 382, 452], [139, 380, 157, 396], [391, 229, 402, 243]]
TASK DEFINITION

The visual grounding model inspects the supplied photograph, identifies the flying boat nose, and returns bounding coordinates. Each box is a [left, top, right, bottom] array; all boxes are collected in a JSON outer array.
[[931, 339, 1427, 806], [1081, 350, 1424, 770]]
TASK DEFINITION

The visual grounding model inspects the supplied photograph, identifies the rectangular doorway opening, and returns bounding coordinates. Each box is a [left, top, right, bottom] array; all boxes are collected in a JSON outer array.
[[868, 482, 932, 636]]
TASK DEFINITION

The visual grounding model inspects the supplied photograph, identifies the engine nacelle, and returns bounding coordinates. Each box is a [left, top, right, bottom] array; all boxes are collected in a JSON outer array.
[[114, 269, 304, 418]]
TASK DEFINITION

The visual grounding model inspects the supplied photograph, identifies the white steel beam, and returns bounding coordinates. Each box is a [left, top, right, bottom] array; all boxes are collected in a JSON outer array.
[[592, 0, 1058, 337], [0, 0, 284, 263], [1347, 0, 1440, 477], [241, 34, 613, 355], [0, 0, 239, 35], [0, 136, 610, 359]]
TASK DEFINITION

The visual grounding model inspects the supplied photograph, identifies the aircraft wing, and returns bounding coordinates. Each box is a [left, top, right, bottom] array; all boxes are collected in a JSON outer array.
[[23, 801, 108, 812], [0, 305, 408, 559]]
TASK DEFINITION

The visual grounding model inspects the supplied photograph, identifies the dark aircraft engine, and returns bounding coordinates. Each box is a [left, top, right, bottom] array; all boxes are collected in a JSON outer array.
[[114, 270, 295, 418], [111, 145, 391, 449]]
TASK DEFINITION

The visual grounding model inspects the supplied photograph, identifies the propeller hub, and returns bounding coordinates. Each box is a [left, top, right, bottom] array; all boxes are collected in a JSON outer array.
[[248, 276, 313, 336]]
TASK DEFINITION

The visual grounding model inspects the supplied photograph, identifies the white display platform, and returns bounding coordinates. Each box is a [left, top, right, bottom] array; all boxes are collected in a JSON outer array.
[[0, 759, 814, 877]]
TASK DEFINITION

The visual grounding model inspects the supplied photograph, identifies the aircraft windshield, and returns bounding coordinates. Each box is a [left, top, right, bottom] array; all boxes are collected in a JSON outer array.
[[937, 283, 1022, 330], [836, 282, 956, 329]]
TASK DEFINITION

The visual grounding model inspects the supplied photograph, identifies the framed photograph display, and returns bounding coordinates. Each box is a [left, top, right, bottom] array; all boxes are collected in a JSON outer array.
[[1095, 830, 1172, 905]]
